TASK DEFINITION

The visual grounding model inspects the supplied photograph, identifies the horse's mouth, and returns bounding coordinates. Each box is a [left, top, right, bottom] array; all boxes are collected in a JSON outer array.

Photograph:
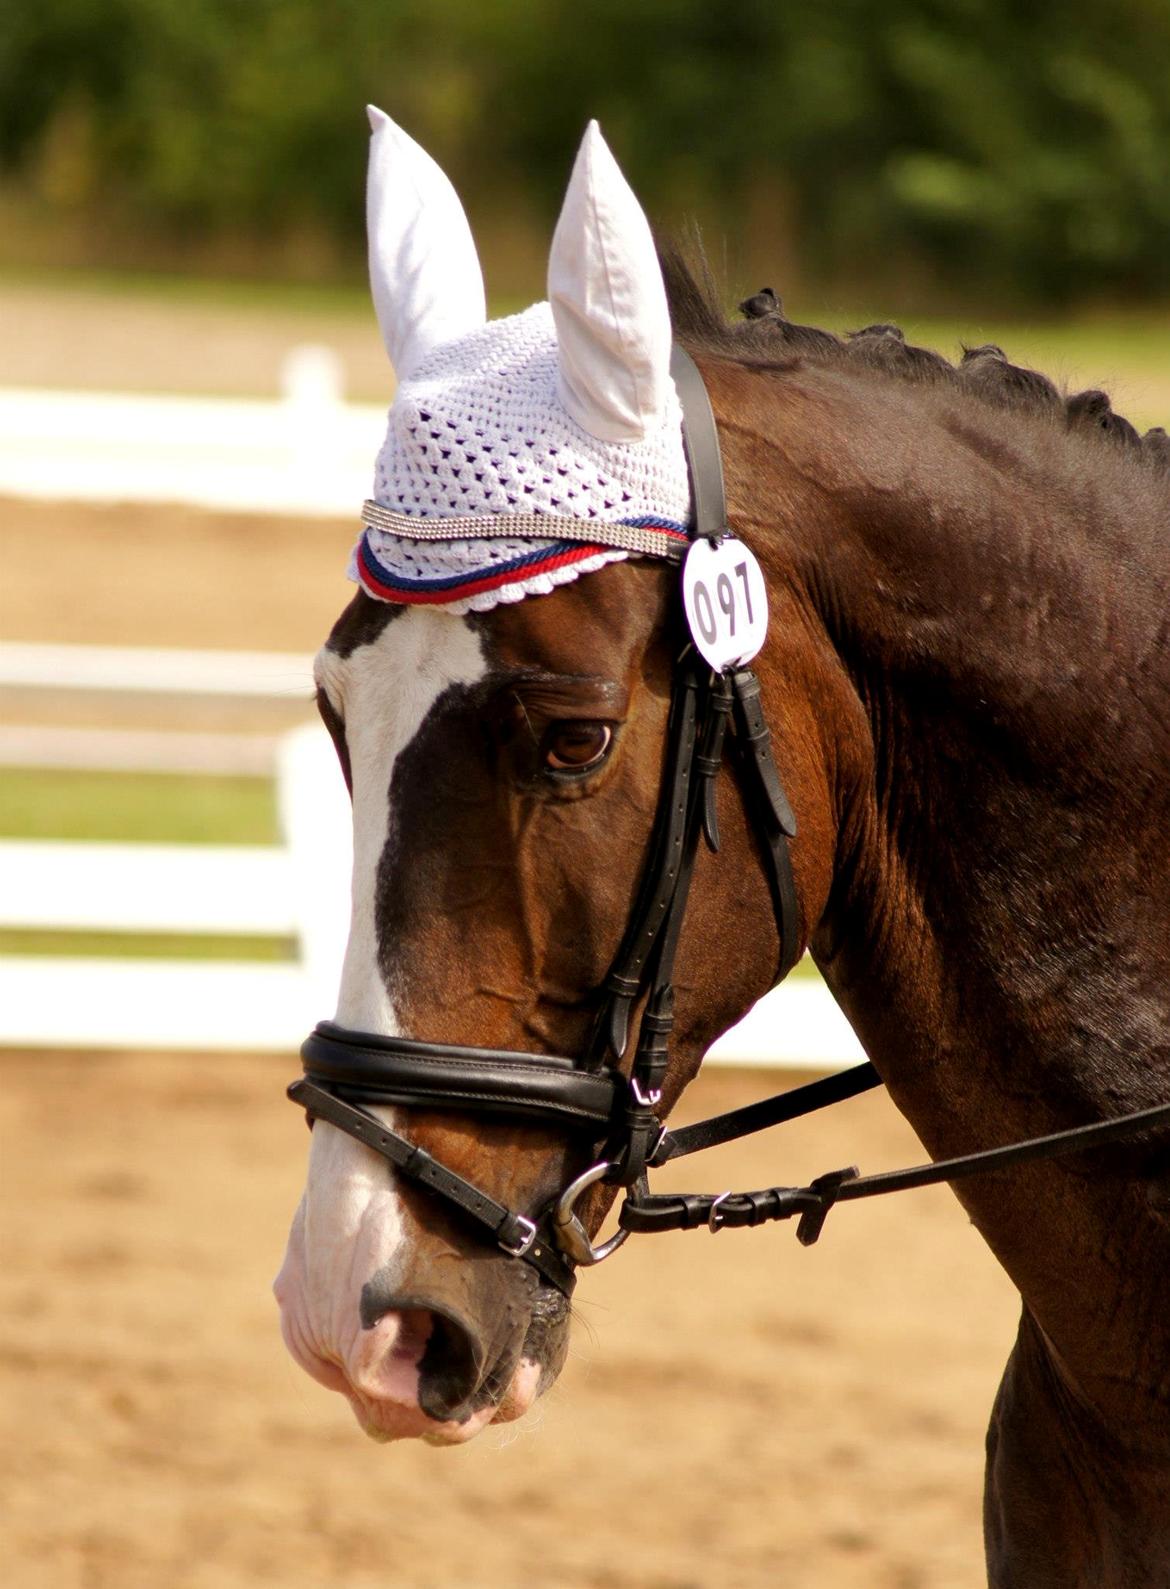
[[345, 1356, 543, 1445], [346, 1392, 491, 1444]]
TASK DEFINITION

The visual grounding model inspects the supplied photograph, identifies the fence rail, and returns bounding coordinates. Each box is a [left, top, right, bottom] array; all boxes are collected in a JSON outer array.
[[0, 369, 384, 518], [0, 640, 313, 698], [0, 841, 295, 934], [0, 724, 279, 776], [0, 641, 866, 1068]]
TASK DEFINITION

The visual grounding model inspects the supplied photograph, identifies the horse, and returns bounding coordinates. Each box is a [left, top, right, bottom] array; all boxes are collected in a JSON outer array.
[[274, 107, 1170, 1584]]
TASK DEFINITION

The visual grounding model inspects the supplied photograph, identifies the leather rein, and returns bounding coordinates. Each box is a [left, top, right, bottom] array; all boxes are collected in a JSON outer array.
[[289, 346, 1170, 1297]]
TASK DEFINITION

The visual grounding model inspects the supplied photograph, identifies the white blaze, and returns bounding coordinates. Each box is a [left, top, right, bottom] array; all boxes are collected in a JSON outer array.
[[323, 609, 486, 1032], [276, 609, 487, 1387]]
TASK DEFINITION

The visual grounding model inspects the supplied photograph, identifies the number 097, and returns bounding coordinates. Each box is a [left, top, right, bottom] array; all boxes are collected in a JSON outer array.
[[692, 560, 754, 644]]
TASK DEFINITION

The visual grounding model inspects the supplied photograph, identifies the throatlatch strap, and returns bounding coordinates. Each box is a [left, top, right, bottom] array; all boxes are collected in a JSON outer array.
[[730, 670, 797, 838], [728, 670, 802, 983]]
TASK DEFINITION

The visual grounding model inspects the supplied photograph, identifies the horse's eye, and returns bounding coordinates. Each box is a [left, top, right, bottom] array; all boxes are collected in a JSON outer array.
[[543, 722, 613, 772]]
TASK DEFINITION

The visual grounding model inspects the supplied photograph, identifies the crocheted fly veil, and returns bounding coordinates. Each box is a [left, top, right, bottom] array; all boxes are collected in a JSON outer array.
[[353, 108, 691, 612]]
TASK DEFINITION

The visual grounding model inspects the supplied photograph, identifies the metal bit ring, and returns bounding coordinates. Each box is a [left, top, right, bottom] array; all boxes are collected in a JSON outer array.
[[553, 1161, 631, 1266]]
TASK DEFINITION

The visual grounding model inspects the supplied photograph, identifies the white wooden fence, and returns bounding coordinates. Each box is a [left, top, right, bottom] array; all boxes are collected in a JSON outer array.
[[0, 736, 341, 1051], [0, 642, 866, 1065], [0, 347, 384, 517]]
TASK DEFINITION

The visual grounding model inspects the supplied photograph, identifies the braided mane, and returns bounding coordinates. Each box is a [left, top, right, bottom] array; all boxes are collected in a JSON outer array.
[[661, 249, 1170, 477]]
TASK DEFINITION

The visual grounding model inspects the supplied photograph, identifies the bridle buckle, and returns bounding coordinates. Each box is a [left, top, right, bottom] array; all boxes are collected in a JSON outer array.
[[708, 1190, 732, 1232], [630, 1076, 663, 1107], [498, 1214, 538, 1259]]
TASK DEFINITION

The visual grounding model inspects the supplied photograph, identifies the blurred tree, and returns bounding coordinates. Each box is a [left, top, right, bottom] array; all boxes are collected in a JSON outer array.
[[0, 0, 1167, 304]]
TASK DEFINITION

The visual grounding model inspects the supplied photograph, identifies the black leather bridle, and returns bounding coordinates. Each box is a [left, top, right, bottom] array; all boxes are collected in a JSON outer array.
[[289, 346, 1170, 1298]]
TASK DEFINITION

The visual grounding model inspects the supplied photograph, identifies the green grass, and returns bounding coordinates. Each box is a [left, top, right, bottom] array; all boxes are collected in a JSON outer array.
[[0, 768, 277, 844], [0, 261, 372, 316], [0, 927, 294, 960], [0, 770, 282, 958]]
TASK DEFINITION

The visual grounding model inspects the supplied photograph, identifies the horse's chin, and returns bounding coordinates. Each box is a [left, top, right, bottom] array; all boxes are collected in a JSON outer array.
[[346, 1356, 544, 1446]]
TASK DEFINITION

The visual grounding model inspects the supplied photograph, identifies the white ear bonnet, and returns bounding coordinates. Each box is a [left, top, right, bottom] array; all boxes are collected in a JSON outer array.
[[354, 108, 690, 613]]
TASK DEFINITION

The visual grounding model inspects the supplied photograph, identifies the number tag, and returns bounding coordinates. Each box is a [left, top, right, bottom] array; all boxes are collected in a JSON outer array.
[[681, 537, 768, 671]]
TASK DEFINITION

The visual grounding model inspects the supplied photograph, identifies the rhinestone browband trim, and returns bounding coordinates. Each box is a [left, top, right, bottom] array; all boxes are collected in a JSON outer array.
[[360, 500, 688, 561]]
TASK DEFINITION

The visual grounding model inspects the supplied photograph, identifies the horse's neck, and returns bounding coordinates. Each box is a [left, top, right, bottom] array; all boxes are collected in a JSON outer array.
[[781, 384, 1170, 1415]]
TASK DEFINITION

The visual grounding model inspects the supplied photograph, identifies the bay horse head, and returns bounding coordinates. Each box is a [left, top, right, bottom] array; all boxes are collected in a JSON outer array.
[[274, 110, 837, 1443], [275, 106, 1170, 1582]]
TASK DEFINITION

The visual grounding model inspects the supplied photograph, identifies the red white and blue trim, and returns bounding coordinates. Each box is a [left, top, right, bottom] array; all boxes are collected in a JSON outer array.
[[354, 513, 689, 607]]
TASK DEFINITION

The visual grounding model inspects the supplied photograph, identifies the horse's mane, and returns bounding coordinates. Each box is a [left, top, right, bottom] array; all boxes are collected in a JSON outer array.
[[660, 247, 1170, 480]]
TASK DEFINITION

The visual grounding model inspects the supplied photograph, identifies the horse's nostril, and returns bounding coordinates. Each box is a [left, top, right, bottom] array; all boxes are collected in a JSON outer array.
[[417, 1308, 483, 1421], [385, 1306, 435, 1364], [360, 1271, 412, 1331], [358, 1286, 486, 1421]]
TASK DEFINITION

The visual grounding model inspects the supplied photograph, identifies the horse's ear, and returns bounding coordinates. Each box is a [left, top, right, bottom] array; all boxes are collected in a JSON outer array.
[[548, 121, 673, 443], [365, 105, 487, 379]]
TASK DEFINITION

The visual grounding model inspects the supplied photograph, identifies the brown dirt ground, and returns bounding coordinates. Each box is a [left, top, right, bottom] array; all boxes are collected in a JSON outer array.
[[0, 494, 1022, 1586], [1, 1052, 1019, 1589], [1, 496, 354, 653]]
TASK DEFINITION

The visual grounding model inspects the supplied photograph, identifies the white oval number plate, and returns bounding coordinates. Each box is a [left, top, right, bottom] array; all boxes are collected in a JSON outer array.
[[682, 537, 769, 671]]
